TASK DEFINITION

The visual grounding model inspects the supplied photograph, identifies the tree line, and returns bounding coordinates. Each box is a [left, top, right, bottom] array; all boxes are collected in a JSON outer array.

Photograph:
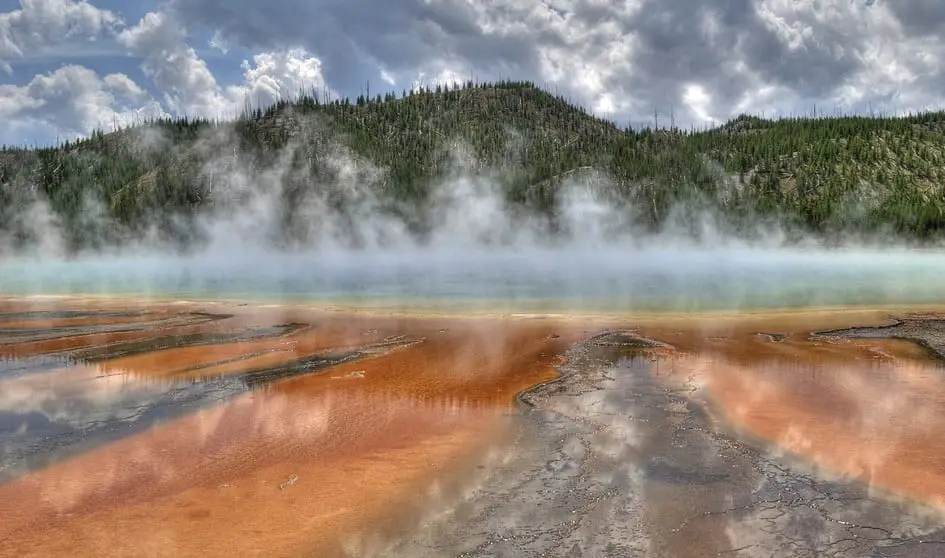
[[2, 79, 945, 252]]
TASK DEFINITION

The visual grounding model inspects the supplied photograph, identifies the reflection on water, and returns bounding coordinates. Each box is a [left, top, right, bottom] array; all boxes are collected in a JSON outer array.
[[0, 354, 76, 377], [0, 364, 249, 480], [683, 352, 945, 508], [0, 312, 225, 344], [0, 370, 517, 557], [0, 311, 426, 482], [5, 298, 945, 556], [0, 299, 571, 557]]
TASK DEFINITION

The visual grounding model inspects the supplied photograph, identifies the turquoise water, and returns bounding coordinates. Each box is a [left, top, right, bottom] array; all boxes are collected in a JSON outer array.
[[2, 247, 945, 313]]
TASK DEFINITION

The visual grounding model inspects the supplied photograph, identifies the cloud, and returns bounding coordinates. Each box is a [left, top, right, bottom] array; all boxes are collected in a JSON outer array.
[[167, 0, 945, 126], [0, 0, 121, 73], [0, 2, 329, 144], [885, 0, 945, 37], [116, 11, 233, 118], [240, 48, 328, 107], [3, 0, 945, 145], [116, 10, 328, 118], [0, 64, 166, 145], [102, 72, 150, 103]]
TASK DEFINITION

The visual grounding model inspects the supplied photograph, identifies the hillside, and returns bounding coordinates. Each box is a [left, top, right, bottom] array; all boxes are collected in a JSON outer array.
[[2, 79, 945, 253]]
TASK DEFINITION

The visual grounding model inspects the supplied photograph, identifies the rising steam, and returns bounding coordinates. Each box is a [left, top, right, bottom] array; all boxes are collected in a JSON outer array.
[[3, 115, 945, 314]]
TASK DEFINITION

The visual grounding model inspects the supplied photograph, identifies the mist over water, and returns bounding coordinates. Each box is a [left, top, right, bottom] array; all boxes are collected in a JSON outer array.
[[3, 246, 944, 313], [3, 124, 943, 313]]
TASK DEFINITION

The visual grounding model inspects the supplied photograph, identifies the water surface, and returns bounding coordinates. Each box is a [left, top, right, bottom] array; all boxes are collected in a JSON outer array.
[[5, 247, 945, 312]]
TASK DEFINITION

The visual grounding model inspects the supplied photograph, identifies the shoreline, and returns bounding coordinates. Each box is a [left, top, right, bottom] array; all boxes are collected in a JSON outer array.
[[5, 292, 945, 322]]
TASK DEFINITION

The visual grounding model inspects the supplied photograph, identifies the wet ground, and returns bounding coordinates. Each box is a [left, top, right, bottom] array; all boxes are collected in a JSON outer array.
[[3, 298, 945, 556], [0, 297, 574, 557], [385, 330, 945, 557]]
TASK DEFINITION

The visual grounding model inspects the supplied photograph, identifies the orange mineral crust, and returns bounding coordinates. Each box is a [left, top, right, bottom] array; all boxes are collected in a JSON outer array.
[[0, 300, 579, 557], [6, 299, 945, 556], [634, 310, 945, 510]]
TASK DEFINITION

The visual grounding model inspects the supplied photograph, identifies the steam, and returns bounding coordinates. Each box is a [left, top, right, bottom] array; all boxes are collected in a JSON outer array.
[[3, 114, 945, 313], [0, 113, 791, 256]]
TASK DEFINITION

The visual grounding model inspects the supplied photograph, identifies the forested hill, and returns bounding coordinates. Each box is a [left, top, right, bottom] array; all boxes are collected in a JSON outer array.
[[2, 79, 945, 253]]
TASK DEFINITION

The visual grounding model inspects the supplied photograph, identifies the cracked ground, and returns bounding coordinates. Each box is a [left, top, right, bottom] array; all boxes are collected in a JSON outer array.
[[381, 331, 945, 558]]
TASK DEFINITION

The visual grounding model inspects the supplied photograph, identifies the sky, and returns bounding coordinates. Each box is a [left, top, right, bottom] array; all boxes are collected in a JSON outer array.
[[0, 0, 942, 147]]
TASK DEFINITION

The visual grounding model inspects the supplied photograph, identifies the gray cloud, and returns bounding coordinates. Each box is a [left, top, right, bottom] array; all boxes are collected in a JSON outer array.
[[885, 0, 945, 37], [2, 0, 944, 144], [168, 0, 944, 126], [168, 0, 530, 94]]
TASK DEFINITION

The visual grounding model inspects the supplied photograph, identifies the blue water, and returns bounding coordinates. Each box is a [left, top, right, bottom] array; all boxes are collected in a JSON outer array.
[[2, 247, 944, 313]]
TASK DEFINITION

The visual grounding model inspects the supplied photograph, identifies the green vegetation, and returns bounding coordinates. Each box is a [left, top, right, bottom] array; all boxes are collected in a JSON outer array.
[[3, 79, 945, 252]]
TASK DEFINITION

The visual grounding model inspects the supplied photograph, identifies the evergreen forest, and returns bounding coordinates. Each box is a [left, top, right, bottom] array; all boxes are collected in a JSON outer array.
[[3, 80, 945, 253]]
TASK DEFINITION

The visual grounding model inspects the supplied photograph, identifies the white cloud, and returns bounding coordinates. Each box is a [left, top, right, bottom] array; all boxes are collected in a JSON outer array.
[[117, 11, 233, 118], [208, 29, 229, 54], [116, 11, 329, 119], [682, 83, 717, 126], [103, 72, 149, 103], [0, 3, 331, 145], [165, 0, 945, 128], [238, 48, 328, 106], [5, 0, 945, 145], [0, 64, 166, 145], [0, 0, 121, 73]]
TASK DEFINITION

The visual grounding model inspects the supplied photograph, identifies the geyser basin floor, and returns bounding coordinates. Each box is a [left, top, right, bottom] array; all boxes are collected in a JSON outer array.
[[2, 299, 945, 556], [393, 326, 945, 557], [0, 298, 575, 557]]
